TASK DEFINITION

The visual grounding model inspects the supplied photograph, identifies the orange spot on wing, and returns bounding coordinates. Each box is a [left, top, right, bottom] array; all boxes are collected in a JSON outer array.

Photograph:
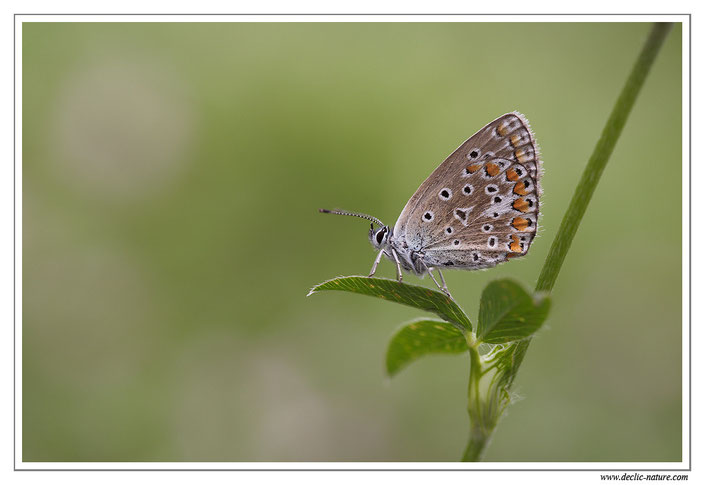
[[515, 147, 533, 163], [485, 162, 500, 177], [510, 134, 522, 147], [513, 181, 530, 195], [513, 198, 530, 213], [512, 217, 529, 231], [505, 168, 520, 181], [509, 234, 522, 253], [466, 163, 482, 173], [497, 122, 509, 137]]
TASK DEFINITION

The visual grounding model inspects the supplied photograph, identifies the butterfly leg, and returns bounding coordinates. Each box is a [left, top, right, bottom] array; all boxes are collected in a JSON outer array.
[[436, 268, 449, 294], [368, 249, 385, 277], [432, 270, 454, 299], [421, 261, 453, 299], [391, 248, 403, 282], [427, 268, 448, 296]]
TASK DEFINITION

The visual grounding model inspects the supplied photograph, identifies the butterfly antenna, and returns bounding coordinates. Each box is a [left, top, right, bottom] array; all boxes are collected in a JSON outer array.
[[319, 208, 385, 228]]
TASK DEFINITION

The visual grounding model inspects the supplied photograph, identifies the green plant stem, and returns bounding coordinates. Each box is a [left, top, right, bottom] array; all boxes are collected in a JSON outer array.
[[535, 22, 673, 293], [462, 426, 490, 462], [462, 345, 489, 462]]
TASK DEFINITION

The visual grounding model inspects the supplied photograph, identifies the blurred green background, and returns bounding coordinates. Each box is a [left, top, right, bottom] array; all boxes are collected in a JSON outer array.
[[22, 22, 682, 462]]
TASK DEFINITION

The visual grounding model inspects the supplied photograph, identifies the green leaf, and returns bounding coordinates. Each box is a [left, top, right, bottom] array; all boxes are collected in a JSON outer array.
[[490, 339, 531, 391], [476, 279, 550, 344], [386, 319, 468, 377], [480, 340, 532, 428], [308, 276, 472, 331]]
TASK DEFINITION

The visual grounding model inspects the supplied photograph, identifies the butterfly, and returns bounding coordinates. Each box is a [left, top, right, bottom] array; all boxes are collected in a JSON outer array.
[[320, 112, 541, 297]]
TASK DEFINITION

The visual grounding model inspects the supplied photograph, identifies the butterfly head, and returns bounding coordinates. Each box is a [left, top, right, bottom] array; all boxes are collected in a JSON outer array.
[[368, 223, 391, 250]]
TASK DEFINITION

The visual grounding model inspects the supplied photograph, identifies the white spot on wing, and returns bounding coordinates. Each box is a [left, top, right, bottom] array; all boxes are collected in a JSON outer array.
[[453, 207, 474, 226]]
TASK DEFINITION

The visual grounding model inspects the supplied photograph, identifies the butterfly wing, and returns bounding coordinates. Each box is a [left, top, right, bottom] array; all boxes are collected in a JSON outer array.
[[392, 112, 541, 269]]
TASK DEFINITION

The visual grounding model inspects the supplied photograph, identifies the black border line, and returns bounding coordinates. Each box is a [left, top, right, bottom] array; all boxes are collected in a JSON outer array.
[[13, 13, 692, 473]]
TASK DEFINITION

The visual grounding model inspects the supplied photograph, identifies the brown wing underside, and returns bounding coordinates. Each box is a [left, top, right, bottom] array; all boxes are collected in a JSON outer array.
[[393, 112, 541, 267]]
